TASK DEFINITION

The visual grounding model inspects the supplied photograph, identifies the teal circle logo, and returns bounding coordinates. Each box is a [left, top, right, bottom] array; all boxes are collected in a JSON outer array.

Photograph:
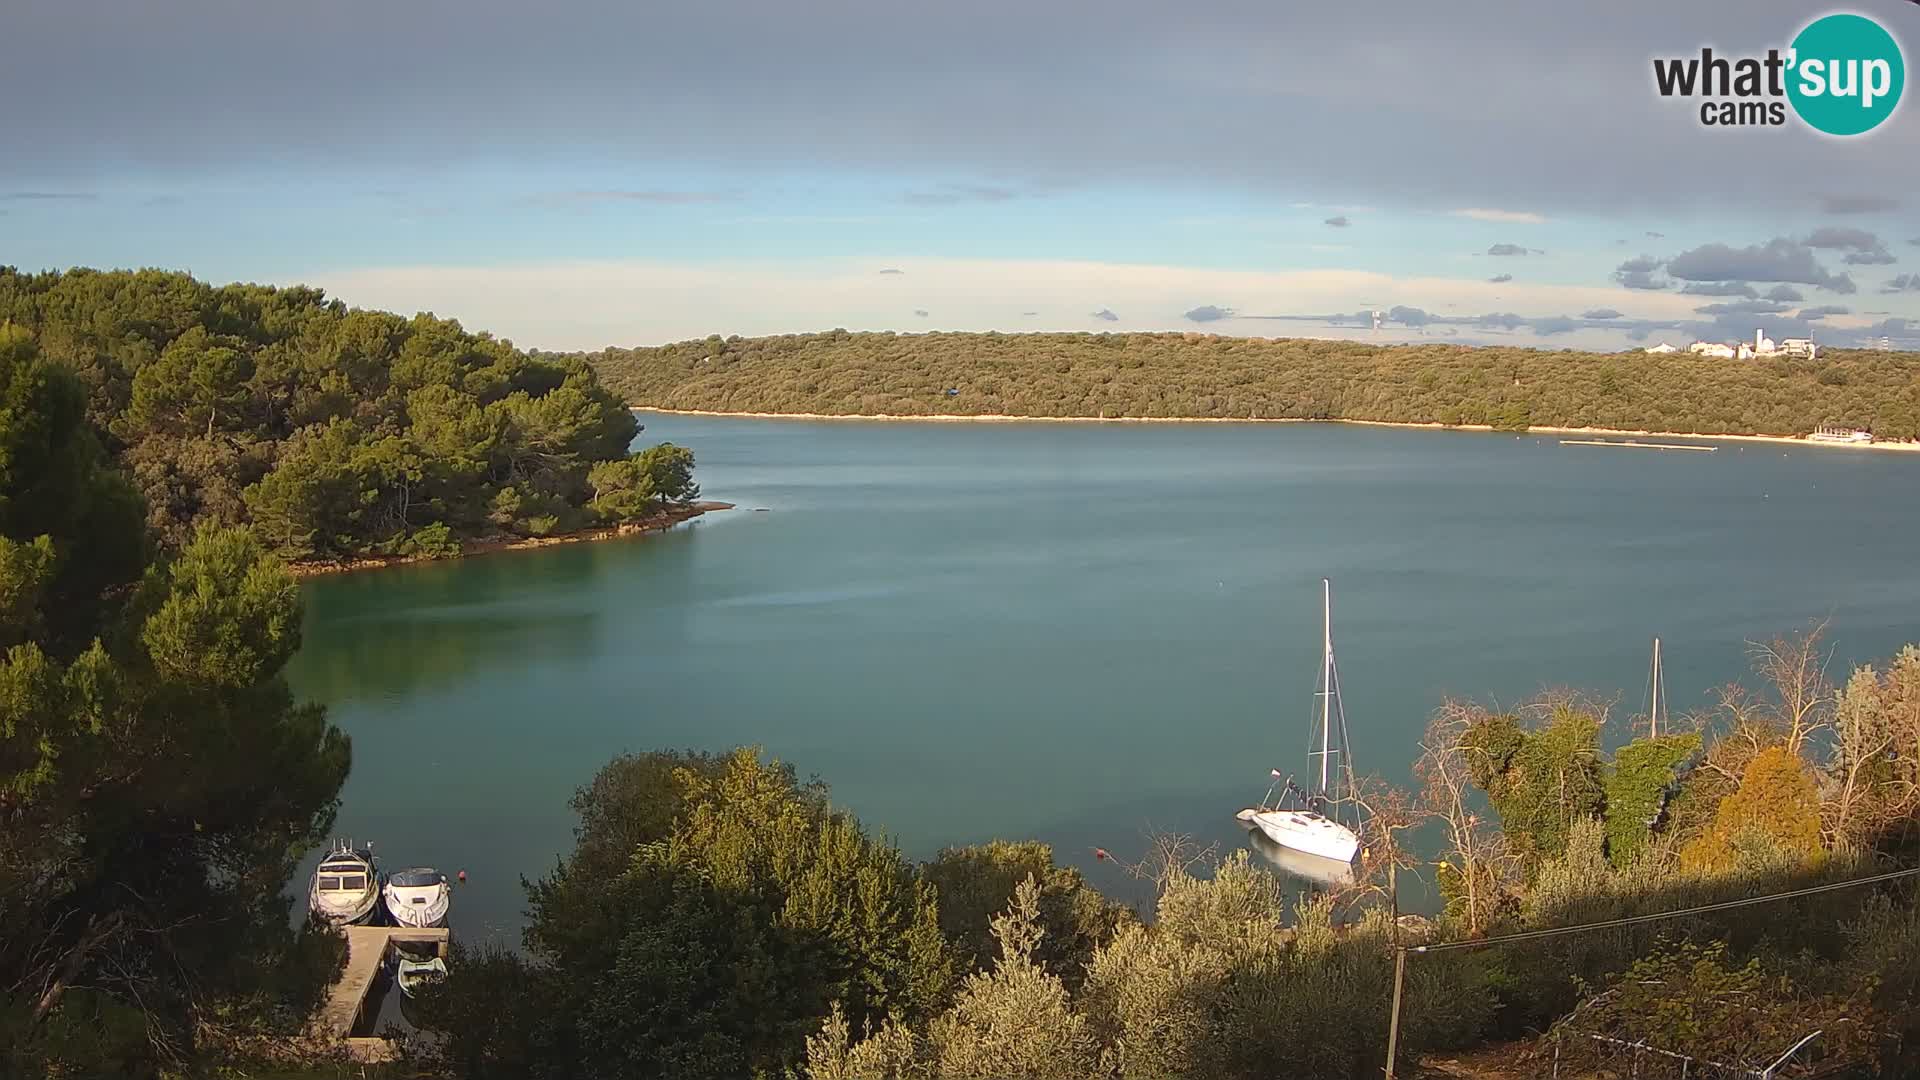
[[1787, 13, 1904, 136]]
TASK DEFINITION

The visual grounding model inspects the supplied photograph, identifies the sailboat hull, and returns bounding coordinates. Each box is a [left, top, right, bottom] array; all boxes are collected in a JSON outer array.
[[1236, 807, 1360, 863]]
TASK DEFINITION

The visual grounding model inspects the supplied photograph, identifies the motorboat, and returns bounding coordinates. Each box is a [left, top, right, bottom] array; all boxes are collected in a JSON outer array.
[[382, 867, 451, 928], [309, 839, 379, 925]]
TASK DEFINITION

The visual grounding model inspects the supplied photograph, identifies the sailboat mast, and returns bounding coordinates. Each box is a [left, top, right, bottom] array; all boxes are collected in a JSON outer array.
[[1650, 637, 1662, 740], [1320, 579, 1332, 795]]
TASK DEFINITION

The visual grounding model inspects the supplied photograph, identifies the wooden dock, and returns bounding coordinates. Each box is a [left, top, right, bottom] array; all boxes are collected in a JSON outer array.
[[1560, 438, 1715, 453], [317, 925, 450, 1053]]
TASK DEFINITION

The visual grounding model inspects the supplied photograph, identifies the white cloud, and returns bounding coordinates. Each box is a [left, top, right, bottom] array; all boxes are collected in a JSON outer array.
[[1451, 208, 1548, 224], [306, 256, 1705, 350]]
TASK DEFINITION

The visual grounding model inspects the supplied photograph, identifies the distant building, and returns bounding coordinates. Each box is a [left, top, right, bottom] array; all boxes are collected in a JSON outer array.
[[1644, 342, 1678, 354], [1689, 342, 1737, 359], [1780, 338, 1818, 358], [1754, 328, 1777, 356]]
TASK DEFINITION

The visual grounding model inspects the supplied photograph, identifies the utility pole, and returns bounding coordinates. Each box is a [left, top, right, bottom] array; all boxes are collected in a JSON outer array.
[[1384, 945, 1407, 1079]]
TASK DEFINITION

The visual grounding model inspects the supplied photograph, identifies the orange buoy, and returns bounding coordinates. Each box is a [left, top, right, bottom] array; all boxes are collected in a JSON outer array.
[[457, 869, 467, 883]]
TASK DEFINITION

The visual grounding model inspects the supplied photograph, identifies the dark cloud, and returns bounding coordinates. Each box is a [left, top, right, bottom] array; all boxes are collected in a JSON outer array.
[[1531, 315, 1577, 335], [878, 267, 905, 274], [1486, 243, 1533, 256], [1487, 273, 1513, 284], [1885, 274, 1920, 293], [900, 184, 1023, 206], [1614, 255, 1667, 290], [1664, 238, 1856, 294], [1764, 285, 1804, 303], [1183, 305, 1234, 322], [8, 0, 1920, 228], [1324, 215, 1350, 228], [1680, 282, 1758, 298], [1582, 308, 1623, 319], [1804, 226, 1882, 251], [1693, 299, 1792, 315], [1801, 224, 1900, 267], [1090, 308, 1119, 321], [1798, 305, 1849, 320], [0, 191, 97, 201], [913, 309, 929, 317], [1820, 195, 1900, 215]]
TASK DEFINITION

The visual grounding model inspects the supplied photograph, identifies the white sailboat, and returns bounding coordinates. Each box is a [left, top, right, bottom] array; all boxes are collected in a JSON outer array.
[[1237, 579, 1363, 865]]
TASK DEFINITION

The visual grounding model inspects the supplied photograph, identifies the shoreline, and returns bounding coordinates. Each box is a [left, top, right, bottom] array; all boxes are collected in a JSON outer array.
[[632, 407, 1920, 454], [286, 501, 734, 578]]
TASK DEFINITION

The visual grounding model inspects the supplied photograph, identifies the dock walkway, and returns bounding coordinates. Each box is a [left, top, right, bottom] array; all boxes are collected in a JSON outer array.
[[317, 925, 450, 1045]]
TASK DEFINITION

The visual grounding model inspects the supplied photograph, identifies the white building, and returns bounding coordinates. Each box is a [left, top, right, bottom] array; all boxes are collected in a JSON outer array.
[[1781, 338, 1818, 358], [1754, 328, 1777, 356], [1689, 342, 1736, 359], [1644, 342, 1678, 354]]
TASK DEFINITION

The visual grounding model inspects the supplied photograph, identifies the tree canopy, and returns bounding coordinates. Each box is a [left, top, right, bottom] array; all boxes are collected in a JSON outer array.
[[0, 338, 349, 1074], [0, 267, 697, 564], [584, 329, 1920, 440]]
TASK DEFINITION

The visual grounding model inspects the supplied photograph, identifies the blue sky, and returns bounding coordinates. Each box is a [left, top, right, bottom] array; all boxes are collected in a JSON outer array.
[[4, 0, 1919, 350]]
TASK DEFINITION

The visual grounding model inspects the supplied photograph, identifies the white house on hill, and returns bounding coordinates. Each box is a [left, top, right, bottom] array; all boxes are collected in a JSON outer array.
[[1644, 342, 1678, 354]]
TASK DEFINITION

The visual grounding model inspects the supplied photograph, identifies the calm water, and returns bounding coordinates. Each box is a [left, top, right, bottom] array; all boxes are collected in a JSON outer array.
[[287, 417, 1920, 938]]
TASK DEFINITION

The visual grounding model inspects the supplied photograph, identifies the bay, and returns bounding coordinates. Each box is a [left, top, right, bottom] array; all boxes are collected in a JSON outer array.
[[286, 416, 1920, 939]]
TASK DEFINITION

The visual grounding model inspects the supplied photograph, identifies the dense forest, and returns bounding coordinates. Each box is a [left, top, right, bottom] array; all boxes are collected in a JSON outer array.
[[2, 332, 351, 1074], [398, 626, 1920, 1080], [584, 330, 1920, 441], [0, 268, 696, 566]]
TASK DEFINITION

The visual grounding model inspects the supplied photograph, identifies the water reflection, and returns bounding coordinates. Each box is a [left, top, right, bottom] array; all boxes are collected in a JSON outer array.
[[1244, 826, 1356, 889]]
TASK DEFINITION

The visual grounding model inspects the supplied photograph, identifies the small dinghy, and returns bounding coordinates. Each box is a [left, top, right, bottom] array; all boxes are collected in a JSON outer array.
[[382, 867, 451, 928], [1238, 580, 1364, 865], [309, 839, 379, 925], [388, 941, 449, 1000]]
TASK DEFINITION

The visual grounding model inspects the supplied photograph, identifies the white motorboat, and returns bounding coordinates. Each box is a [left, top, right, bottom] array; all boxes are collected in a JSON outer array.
[[382, 867, 451, 928], [1237, 579, 1364, 865], [309, 839, 379, 925]]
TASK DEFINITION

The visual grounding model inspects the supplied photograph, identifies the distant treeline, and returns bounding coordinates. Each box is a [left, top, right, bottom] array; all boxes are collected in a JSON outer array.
[[581, 330, 1920, 440], [0, 268, 695, 564]]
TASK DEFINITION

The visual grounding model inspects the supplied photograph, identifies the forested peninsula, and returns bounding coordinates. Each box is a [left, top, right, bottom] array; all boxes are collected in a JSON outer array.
[[0, 268, 701, 571], [583, 330, 1920, 441]]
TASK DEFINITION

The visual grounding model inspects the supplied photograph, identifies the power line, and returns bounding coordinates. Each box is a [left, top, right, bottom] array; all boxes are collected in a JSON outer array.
[[1407, 865, 1920, 956], [1383, 865, 1920, 1077]]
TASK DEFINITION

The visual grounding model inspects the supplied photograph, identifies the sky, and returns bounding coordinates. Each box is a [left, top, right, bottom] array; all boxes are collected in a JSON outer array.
[[3, 0, 1920, 351]]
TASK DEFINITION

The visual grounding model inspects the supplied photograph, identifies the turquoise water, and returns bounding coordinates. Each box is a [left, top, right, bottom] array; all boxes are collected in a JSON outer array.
[[287, 416, 1920, 938]]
